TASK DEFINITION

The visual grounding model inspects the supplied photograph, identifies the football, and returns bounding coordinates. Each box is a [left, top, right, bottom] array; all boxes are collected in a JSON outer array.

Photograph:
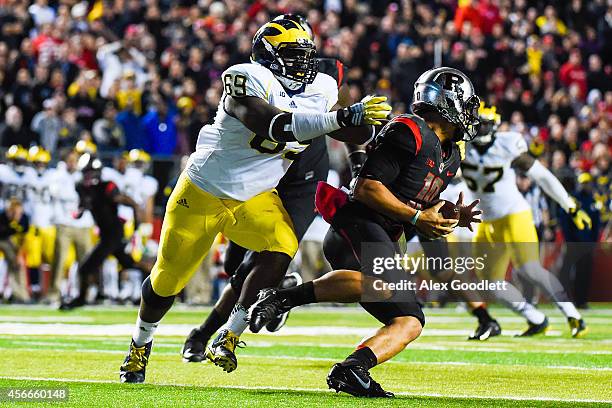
[[437, 199, 460, 220]]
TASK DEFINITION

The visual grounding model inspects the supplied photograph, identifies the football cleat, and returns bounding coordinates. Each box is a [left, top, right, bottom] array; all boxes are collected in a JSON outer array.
[[468, 319, 502, 341], [516, 317, 549, 337], [205, 329, 244, 373], [568, 317, 588, 338], [58, 296, 86, 311], [265, 272, 302, 332], [249, 288, 293, 333], [327, 363, 394, 398], [120, 340, 152, 383], [182, 329, 207, 363]]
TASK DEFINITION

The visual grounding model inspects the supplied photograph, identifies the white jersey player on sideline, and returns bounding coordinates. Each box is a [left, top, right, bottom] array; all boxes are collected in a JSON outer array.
[[460, 103, 591, 338], [0, 145, 36, 213]]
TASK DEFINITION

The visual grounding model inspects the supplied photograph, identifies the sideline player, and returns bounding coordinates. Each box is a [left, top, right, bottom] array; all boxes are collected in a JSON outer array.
[[250, 67, 482, 397], [461, 104, 589, 337], [181, 14, 353, 363], [59, 154, 143, 310], [119, 16, 390, 382]]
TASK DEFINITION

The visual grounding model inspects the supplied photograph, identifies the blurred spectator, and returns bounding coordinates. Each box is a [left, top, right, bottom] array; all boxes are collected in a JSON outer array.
[[0, 106, 36, 148], [92, 102, 125, 150], [31, 98, 62, 154], [141, 94, 177, 155]]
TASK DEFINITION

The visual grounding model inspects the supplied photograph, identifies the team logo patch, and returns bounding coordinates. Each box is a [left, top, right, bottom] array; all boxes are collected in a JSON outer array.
[[177, 198, 189, 208], [426, 158, 435, 168]]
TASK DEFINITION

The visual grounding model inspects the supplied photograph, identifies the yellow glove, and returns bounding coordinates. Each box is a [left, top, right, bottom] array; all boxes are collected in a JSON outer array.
[[338, 95, 392, 127], [569, 207, 592, 230], [456, 140, 466, 160]]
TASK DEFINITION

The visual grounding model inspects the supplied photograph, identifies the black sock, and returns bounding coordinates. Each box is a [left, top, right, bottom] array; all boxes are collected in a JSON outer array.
[[196, 308, 225, 341], [341, 346, 378, 370], [280, 281, 316, 307], [472, 305, 494, 324]]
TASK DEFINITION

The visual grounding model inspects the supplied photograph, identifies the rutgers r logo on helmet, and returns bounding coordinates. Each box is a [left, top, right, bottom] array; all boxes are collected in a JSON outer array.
[[412, 67, 481, 142]]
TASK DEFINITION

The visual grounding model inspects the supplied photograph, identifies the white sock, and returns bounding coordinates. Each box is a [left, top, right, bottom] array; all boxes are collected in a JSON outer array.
[[222, 303, 249, 336], [555, 302, 581, 320], [492, 281, 546, 324], [132, 316, 159, 346], [519, 302, 546, 325], [515, 262, 581, 320]]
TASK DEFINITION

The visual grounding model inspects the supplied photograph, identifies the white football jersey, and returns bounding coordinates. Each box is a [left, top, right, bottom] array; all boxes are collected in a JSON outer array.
[[462, 131, 531, 221], [0, 164, 36, 214], [48, 162, 94, 228], [26, 168, 56, 227], [118, 167, 158, 221], [187, 62, 339, 201]]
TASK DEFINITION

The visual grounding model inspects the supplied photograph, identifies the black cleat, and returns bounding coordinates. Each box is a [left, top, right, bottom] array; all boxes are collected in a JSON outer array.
[[182, 329, 207, 362], [327, 363, 394, 398], [265, 272, 302, 332], [568, 317, 588, 338], [59, 296, 86, 311], [516, 317, 549, 337], [468, 320, 502, 341], [205, 329, 244, 373], [249, 288, 292, 333], [120, 340, 152, 383]]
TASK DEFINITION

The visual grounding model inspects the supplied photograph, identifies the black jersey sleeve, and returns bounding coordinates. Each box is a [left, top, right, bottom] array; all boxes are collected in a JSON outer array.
[[317, 58, 347, 88], [104, 181, 120, 199], [359, 117, 422, 185]]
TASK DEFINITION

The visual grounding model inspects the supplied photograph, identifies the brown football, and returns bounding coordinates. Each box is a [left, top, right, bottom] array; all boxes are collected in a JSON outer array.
[[437, 200, 460, 220]]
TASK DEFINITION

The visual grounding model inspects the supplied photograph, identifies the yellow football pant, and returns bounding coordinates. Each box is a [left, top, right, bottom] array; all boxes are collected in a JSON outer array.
[[473, 210, 539, 281], [23, 226, 56, 268], [150, 173, 297, 297]]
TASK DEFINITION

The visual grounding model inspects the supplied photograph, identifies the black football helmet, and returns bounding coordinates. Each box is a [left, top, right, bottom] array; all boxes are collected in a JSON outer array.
[[412, 67, 481, 141], [252, 17, 317, 89], [77, 153, 103, 186]]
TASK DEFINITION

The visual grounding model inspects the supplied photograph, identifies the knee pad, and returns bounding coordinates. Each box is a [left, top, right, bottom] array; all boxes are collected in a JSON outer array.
[[141, 276, 175, 308]]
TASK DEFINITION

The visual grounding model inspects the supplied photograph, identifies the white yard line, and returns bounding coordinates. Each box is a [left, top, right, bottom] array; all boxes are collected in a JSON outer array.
[[0, 346, 610, 372], [0, 375, 609, 403], [0, 322, 563, 337]]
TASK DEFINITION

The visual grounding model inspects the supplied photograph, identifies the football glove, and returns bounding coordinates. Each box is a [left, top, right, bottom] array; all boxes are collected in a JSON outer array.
[[569, 204, 592, 230], [337, 95, 392, 127]]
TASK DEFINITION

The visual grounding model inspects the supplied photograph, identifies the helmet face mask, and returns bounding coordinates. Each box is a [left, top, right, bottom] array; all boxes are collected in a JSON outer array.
[[252, 18, 318, 90], [474, 103, 501, 145], [412, 67, 481, 142]]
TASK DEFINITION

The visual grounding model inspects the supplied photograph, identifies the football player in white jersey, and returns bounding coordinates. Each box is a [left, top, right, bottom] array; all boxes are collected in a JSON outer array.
[[120, 17, 391, 383], [22, 146, 56, 299], [461, 103, 591, 338], [0, 145, 36, 213]]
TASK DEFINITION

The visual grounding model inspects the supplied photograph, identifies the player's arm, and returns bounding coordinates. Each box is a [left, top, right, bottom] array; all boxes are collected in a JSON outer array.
[[512, 153, 592, 229], [224, 94, 389, 145], [353, 121, 456, 237]]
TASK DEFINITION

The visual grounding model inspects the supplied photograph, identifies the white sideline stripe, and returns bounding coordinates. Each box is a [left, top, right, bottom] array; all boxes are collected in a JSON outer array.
[[5, 339, 612, 356], [0, 375, 609, 403], [0, 323, 562, 337], [0, 346, 610, 372], [0, 316, 95, 323]]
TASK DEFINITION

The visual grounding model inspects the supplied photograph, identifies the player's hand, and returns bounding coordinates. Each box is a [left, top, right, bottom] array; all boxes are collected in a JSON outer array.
[[455, 192, 482, 231], [415, 201, 458, 238], [337, 95, 392, 127], [570, 207, 592, 230]]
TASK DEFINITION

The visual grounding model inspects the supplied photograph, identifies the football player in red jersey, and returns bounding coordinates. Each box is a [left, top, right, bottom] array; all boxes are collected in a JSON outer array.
[[250, 67, 483, 398]]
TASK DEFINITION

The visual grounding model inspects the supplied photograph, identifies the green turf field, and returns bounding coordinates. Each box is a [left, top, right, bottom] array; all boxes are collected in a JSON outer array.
[[0, 304, 610, 407]]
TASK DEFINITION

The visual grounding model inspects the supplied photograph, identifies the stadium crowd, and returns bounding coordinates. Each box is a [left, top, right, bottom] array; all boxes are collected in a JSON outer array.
[[0, 0, 610, 304]]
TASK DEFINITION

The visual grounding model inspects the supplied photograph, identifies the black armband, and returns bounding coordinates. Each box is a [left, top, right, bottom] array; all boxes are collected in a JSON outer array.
[[268, 113, 297, 142]]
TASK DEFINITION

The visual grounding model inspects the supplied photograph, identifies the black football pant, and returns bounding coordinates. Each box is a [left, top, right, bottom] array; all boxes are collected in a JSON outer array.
[[323, 211, 425, 327], [76, 230, 136, 298]]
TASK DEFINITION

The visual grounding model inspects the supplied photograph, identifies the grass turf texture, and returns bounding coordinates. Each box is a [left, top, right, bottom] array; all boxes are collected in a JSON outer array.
[[0, 304, 610, 407]]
